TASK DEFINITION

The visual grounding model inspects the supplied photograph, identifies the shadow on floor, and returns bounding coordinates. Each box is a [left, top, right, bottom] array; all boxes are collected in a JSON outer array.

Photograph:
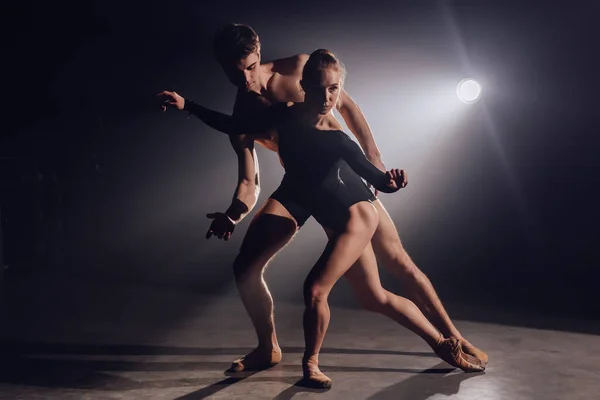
[[1, 342, 436, 358], [0, 342, 444, 392], [367, 362, 484, 400]]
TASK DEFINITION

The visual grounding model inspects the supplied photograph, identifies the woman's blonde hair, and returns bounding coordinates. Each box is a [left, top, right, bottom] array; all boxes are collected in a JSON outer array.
[[302, 49, 346, 87]]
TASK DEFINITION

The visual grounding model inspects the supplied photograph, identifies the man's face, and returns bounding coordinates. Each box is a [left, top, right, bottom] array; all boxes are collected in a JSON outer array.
[[221, 50, 261, 92], [301, 67, 342, 116]]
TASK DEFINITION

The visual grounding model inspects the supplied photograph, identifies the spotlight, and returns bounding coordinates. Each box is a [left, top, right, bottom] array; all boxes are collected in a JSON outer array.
[[457, 79, 482, 103]]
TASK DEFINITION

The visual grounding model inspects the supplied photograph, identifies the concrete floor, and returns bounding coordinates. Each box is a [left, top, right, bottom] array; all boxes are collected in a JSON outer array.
[[1, 272, 600, 399]]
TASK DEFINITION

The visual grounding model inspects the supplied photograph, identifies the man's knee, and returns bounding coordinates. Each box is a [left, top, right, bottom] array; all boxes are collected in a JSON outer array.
[[394, 252, 421, 278], [233, 252, 267, 281], [375, 242, 415, 275], [371, 201, 420, 276], [357, 289, 389, 313]]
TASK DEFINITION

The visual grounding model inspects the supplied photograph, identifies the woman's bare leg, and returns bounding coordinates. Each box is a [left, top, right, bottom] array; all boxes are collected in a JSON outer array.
[[302, 202, 378, 388]]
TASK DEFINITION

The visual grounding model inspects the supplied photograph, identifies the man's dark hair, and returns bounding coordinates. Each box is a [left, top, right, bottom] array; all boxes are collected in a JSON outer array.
[[213, 23, 260, 65]]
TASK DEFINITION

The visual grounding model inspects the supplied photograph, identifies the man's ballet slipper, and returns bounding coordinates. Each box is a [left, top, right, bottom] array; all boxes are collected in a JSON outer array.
[[228, 347, 282, 372], [460, 339, 489, 367], [434, 337, 485, 372]]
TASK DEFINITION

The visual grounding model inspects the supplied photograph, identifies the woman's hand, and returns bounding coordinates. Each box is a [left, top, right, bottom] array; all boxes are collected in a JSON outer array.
[[385, 169, 408, 192], [157, 90, 185, 112]]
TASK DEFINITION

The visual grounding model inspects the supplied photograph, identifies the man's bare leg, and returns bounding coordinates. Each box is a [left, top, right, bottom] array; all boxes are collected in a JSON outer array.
[[229, 198, 299, 372], [369, 199, 488, 365], [344, 242, 484, 372]]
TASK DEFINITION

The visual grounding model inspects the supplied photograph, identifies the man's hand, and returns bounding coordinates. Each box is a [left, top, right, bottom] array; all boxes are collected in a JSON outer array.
[[157, 90, 185, 112], [385, 169, 408, 192], [206, 212, 236, 241]]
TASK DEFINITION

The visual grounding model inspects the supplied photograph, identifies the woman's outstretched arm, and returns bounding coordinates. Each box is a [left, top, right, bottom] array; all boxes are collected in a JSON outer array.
[[334, 132, 406, 193], [157, 89, 283, 137]]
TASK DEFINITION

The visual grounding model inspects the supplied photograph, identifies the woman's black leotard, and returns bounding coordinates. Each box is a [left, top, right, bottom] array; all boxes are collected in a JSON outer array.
[[184, 100, 395, 230], [273, 116, 393, 230]]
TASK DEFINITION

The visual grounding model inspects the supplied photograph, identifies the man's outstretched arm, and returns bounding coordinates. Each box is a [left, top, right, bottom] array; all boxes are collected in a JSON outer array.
[[205, 134, 260, 240], [337, 89, 386, 172], [203, 90, 270, 240], [227, 134, 260, 222]]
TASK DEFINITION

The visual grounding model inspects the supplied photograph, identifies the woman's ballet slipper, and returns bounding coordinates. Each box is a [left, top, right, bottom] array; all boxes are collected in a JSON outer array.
[[301, 354, 332, 389]]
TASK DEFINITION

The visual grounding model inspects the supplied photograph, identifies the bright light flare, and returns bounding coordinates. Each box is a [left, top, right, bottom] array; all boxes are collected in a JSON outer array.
[[457, 79, 482, 103]]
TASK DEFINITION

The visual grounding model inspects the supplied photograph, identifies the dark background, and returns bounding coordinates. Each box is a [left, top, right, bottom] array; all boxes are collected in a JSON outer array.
[[2, 0, 599, 323]]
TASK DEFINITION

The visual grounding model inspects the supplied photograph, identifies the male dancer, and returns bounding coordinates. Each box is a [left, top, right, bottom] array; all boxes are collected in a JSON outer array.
[[159, 24, 487, 371]]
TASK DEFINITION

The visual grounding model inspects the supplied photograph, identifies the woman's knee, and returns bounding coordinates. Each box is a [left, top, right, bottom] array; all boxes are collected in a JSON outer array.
[[303, 281, 331, 306]]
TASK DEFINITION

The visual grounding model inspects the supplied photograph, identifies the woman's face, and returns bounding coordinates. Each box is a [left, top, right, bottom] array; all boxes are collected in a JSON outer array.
[[302, 66, 342, 116]]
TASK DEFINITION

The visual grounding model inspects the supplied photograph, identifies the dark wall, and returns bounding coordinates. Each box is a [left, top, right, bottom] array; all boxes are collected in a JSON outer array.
[[3, 1, 599, 319]]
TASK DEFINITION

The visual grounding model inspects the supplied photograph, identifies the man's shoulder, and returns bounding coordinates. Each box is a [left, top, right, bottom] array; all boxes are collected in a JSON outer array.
[[271, 54, 310, 77], [233, 89, 271, 114]]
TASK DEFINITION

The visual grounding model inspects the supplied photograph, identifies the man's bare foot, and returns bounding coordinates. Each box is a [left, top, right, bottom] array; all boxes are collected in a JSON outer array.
[[228, 347, 282, 372], [459, 338, 489, 367], [434, 337, 485, 372], [300, 354, 332, 389]]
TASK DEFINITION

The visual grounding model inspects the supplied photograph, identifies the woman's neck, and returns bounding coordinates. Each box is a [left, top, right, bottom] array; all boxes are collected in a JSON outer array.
[[295, 103, 331, 129]]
